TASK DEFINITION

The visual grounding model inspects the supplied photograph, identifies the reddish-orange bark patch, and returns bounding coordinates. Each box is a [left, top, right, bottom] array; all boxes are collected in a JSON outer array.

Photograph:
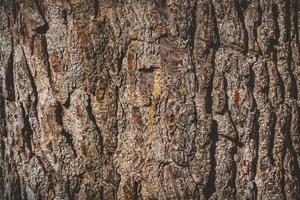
[[234, 91, 240, 103], [24, 99, 30, 108], [215, 82, 222, 91], [127, 52, 136, 70], [50, 51, 61, 72], [95, 89, 105, 100], [132, 115, 141, 123], [16, 126, 22, 134], [142, 95, 151, 106], [156, 24, 167, 35], [76, 105, 83, 117], [139, 170, 145, 178], [79, 30, 89, 46], [166, 114, 176, 124]]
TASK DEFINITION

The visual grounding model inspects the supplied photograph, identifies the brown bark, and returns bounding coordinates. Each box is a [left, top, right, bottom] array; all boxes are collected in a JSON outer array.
[[0, 0, 300, 199]]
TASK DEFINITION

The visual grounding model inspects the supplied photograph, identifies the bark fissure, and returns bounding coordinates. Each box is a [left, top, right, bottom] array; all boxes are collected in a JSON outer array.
[[1, 0, 300, 199], [203, 120, 217, 199]]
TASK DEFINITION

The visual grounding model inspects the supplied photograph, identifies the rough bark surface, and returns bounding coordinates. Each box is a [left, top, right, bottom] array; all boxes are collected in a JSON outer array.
[[0, 0, 300, 199]]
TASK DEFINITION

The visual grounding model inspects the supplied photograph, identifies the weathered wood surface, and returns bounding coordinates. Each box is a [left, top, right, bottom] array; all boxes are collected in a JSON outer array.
[[0, 0, 300, 199]]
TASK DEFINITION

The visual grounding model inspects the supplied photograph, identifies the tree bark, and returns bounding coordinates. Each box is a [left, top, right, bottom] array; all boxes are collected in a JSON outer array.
[[0, 0, 300, 199]]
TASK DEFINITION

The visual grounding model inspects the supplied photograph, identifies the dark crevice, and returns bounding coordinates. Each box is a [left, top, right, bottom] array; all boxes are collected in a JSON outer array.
[[137, 66, 158, 73], [33, 0, 48, 34], [251, 109, 260, 199], [65, 178, 72, 200], [234, 0, 249, 54], [279, 166, 287, 200], [93, 0, 99, 17], [194, 184, 202, 199], [280, 109, 290, 200], [21, 46, 39, 120], [289, 67, 298, 100], [64, 91, 71, 109], [285, 0, 291, 42], [211, 2, 221, 48], [55, 102, 64, 126], [40, 36, 53, 85], [231, 146, 238, 200], [123, 179, 141, 200], [99, 185, 104, 200], [189, 0, 197, 53], [285, 108, 300, 196], [219, 133, 244, 148], [204, 64, 214, 114], [285, 0, 298, 100], [55, 102, 77, 157], [268, 111, 277, 166], [223, 77, 229, 113], [203, 120, 218, 199], [263, 61, 271, 100], [154, 0, 166, 10], [65, 175, 83, 200], [205, 49, 217, 114], [133, 180, 140, 200], [0, 168, 3, 200], [10, 0, 19, 23], [20, 103, 33, 156], [249, 109, 259, 143], [271, 5, 285, 104], [30, 35, 52, 85], [61, 129, 77, 157], [254, 1, 263, 55], [86, 96, 103, 154], [158, 162, 166, 199], [65, 173, 84, 200], [34, 23, 49, 35], [227, 111, 243, 147], [114, 41, 130, 76], [11, 172, 23, 200], [6, 39, 15, 101], [248, 62, 256, 94], [272, 4, 280, 47], [0, 84, 7, 200], [271, 48, 285, 106], [284, 0, 298, 102], [62, 9, 68, 25], [293, 0, 300, 64], [21, 176, 28, 200], [205, 3, 220, 114], [0, 92, 6, 199], [270, 5, 285, 106], [0, 90, 7, 140], [35, 155, 55, 197], [0, 132, 5, 160]]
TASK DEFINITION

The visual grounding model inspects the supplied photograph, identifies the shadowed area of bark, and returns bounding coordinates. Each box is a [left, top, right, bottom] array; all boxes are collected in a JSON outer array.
[[0, 0, 300, 199]]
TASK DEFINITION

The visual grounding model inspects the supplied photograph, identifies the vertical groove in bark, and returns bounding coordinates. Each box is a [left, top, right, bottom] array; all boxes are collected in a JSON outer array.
[[0, 0, 300, 199]]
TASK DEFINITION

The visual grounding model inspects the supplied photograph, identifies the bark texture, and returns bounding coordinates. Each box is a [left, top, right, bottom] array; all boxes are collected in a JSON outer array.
[[0, 0, 300, 199]]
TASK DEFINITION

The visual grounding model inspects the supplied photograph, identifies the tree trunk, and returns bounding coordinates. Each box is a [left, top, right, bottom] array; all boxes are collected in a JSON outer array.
[[0, 0, 300, 199]]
